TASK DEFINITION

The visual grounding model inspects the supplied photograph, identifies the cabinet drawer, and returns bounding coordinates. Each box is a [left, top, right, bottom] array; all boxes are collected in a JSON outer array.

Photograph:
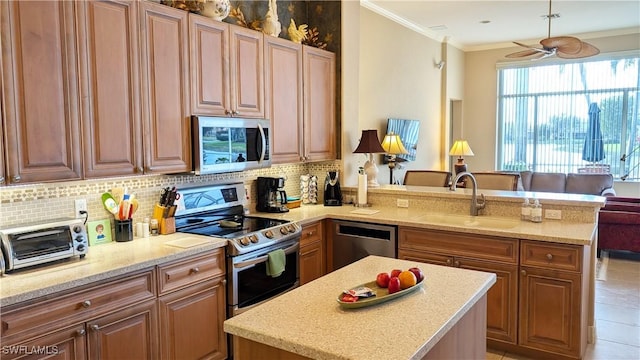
[[399, 227, 518, 264], [300, 221, 323, 247], [520, 241, 582, 272], [157, 249, 225, 295], [1, 269, 156, 342]]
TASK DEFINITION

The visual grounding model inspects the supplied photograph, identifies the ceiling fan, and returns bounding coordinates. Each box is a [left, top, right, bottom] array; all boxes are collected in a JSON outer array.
[[505, 0, 600, 60]]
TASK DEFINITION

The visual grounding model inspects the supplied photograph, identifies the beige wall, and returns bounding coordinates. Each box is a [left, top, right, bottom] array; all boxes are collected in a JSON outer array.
[[463, 33, 640, 196], [341, 6, 444, 187]]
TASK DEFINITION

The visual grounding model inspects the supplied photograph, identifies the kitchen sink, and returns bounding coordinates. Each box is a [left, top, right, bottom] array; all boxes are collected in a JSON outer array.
[[415, 213, 520, 229]]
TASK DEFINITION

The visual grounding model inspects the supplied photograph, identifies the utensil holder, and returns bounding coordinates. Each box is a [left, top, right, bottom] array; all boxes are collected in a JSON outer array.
[[114, 219, 133, 242], [160, 217, 176, 235]]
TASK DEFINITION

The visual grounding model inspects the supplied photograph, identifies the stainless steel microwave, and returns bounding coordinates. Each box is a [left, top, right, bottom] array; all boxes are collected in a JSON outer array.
[[191, 116, 271, 175]]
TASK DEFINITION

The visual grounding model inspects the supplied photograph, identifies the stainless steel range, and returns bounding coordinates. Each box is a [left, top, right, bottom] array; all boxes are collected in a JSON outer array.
[[174, 182, 301, 317]]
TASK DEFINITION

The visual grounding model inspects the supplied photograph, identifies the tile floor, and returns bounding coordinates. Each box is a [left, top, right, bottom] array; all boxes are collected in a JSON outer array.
[[487, 251, 640, 360]]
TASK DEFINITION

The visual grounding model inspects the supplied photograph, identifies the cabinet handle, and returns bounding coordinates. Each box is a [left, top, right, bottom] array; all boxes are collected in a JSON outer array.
[[12, 175, 21, 183], [445, 259, 452, 266], [136, 166, 143, 173], [90, 324, 100, 331], [76, 328, 86, 336], [81, 300, 92, 308], [521, 269, 527, 276], [191, 267, 200, 274], [546, 253, 553, 261], [454, 260, 460, 267]]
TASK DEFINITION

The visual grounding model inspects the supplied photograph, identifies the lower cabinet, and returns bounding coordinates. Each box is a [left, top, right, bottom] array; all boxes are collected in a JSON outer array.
[[398, 227, 589, 359], [0, 249, 227, 360], [299, 221, 325, 285]]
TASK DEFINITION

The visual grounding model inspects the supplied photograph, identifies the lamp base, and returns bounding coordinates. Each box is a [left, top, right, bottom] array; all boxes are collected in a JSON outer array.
[[364, 156, 380, 187], [454, 163, 467, 174]]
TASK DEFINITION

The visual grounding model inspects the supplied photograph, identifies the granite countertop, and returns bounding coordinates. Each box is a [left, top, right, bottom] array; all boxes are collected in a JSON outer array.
[[256, 204, 598, 246], [223, 255, 496, 360], [0, 233, 227, 307]]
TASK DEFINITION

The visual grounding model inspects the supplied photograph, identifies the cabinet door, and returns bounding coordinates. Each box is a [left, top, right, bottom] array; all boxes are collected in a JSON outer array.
[[303, 46, 335, 162], [265, 36, 304, 164], [87, 300, 158, 360], [139, 1, 191, 174], [189, 14, 230, 116], [1, 1, 82, 184], [229, 25, 264, 118], [1, 324, 87, 360], [78, 0, 143, 178], [458, 257, 518, 344], [519, 267, 582, 357], [300, 241, 324, 285], [158, 278, 227, 360]]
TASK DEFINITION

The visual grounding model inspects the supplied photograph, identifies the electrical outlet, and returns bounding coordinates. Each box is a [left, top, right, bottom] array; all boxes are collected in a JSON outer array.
[[545, 209, 562, 220], [396, 199, 409, 208], [75, 199, 88, 218], [244, 185, 252, 202]]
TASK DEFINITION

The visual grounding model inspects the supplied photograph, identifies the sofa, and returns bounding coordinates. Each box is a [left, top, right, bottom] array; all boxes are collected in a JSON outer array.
[[598, 197, 640, 254], [518, 171, 616, 196]]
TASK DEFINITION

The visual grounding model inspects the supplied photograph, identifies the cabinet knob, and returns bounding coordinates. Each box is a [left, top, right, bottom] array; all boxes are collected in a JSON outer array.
[[454, 260, 460, 267], [307, 231, 314, 236], [0, 176, 4, 184], [546, 253, 553, 261], [191, 267, 200, 274], [445, 259, 452, 266], [90, 324, 100, 331], [136, 166, 143, 173], [12, 175, 21, 183], [76, 328, 86, 336], [225, 109, 231, 116], [222, 279, 227, 285], [81, 300, 92, 308], [521, 269, 527, 276]]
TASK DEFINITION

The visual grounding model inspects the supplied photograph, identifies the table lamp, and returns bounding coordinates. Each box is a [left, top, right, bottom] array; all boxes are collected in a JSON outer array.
[[449, 140, 474, 174], [381, 132, 408, 184], [353, 130, 386, 187]]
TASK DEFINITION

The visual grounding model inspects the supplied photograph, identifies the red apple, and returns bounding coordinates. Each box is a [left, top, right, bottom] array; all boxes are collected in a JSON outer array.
[[390, 269, 402, 278], [408, 267, 425, 283], [376, 272, 390, 288], [388, 277, 401, 294]]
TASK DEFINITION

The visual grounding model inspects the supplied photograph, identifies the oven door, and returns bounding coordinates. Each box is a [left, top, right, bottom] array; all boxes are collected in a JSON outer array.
[[228, 240, 299, 316]]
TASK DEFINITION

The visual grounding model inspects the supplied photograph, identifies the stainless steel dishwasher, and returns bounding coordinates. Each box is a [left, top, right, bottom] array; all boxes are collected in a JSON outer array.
[[331, 220, 397, 271]]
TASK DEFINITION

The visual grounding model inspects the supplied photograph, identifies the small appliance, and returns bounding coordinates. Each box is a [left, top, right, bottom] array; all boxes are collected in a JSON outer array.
[[0, 218, 88, 272], [324, 171, 342, 206], [256, 177, 289, 213]]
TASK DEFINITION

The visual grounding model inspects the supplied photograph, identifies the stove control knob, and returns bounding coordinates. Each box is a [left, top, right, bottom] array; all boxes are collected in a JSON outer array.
[[239, 237, 250, 246], [264, 230, 274, 239], [248, 234, 259, 243], [280, 227, 288, 235], [287, 224, 295, 233]]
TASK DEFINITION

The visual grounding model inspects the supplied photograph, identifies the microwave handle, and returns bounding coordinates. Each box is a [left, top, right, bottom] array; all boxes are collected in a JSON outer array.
[[257, 123, 266, 163]]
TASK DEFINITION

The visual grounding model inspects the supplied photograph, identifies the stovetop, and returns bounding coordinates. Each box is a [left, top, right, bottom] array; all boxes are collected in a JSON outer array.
[[174, 183, 301, 256]]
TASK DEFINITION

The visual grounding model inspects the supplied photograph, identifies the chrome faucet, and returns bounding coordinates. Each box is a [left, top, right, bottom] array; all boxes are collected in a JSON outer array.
[[450, 172, 486, 216]]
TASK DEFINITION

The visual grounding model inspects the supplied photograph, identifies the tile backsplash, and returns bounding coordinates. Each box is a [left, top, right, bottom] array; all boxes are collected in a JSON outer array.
[[0, 161, 342, 229]]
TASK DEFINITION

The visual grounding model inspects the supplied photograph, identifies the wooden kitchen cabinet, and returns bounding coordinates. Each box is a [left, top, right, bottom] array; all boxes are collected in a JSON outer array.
[[398, 227, 519, 344], [299, 221, 326, 285], [0, 269, 157, 359], [157, 249, 227, 360], [189, 14, 264, 118], [303, 46, 336, 162], [1, 1, 83, 184], [139, 1, 191, 174], [518, 240, 589, 358], [264, 36, 304, 164], [78, 0, 144, 178]]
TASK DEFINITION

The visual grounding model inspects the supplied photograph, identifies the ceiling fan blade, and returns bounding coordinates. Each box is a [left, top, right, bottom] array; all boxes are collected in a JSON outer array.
[[506, 49, 545, 58], [540, 36, 582, 54], [557, 41, 600, 59]]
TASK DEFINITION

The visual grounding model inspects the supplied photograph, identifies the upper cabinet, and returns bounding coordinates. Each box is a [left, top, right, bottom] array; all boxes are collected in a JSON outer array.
[[264, 37, 304, 164], [190, 15, 264, 118], [78, 0, 144, 178], [139, 1, 192, 174], [303, 46, 336, 162], [1, 1, 83, 184]]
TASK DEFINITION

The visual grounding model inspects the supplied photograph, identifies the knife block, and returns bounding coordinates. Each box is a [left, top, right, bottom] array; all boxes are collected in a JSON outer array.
[[160, 217, 175, 235]]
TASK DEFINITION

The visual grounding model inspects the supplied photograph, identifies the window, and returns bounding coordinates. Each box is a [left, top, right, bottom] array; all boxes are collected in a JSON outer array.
[[497, 55, 640, 181]]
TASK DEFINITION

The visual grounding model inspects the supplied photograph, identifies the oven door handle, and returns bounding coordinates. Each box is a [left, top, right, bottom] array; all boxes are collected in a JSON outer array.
[[234, 242, 299, 269]]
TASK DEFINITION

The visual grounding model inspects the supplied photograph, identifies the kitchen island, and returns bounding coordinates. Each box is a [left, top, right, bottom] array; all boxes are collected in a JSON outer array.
[[224, 255, 496, 360]]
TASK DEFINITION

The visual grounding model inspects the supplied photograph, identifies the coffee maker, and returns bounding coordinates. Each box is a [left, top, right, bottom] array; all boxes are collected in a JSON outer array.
[[324, 171, 342, 206], [256, 177, 289, 213]]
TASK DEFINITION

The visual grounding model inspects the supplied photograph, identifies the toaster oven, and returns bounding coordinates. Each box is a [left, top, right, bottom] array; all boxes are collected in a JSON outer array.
[[0, 218, 89, 272]]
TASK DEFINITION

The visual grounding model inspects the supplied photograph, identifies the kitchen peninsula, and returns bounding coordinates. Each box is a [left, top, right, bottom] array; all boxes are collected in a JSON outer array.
[[224, 255, 496, 360]]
